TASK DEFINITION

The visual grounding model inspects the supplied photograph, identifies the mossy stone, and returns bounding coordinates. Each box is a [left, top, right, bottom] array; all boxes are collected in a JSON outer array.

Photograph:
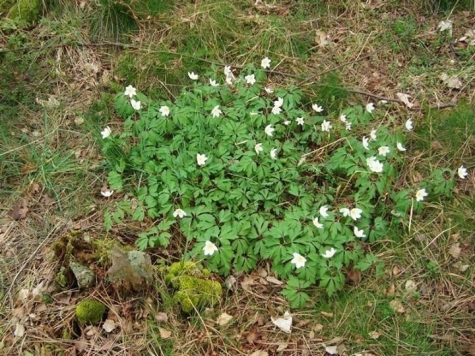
[[165, 261, 222, 313], [70, 262, 95, 289], [75, 299, 106, 325]]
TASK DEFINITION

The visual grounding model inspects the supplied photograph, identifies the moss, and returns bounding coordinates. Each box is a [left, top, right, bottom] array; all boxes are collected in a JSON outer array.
[[6, 0, 40, 23], [165, 261, 222, 313], [75, 299, 106, 325]]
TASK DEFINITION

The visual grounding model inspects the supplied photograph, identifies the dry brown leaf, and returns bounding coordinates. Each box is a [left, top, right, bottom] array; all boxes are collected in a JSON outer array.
[[453, 261, 470, 272], [241, 276, 255, 291], [440, 73, 462, 89], [224, 275, 237, 290], [324, 345, 338, 355], [30, 182, 40, 194], [216, 312, 233, 326], [390, 300, 405, 313], [386, 284, 396, 296], [315, 30, 330, 47], [246, 327, 260, 345], [313, 323, 324, 333], [405, 280, 417, 293], [266, 276, 283, 285], [276, 342, 288, 352], [448, 243, 461, 258], [430, 141, 444, 151], [158, 327, 172, 339], [14, 323, 25, 337], [368, 330, 382, 339], [392, 265, 402, 276], [320, 311, 333, 318], [396, 92, 414, 108], [102, 319, 116, 333], [155, 312, 168, 323], [257, 267, 267, 277], [9, 199, 29, 220], [249, 351, 268, 356], [345, 268, 362, 285], [256, 314, 265, 326], [271, 311, 292, 333]]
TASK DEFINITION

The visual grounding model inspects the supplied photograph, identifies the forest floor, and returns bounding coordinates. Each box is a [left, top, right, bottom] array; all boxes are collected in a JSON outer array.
[[1, 1, 474, 355]]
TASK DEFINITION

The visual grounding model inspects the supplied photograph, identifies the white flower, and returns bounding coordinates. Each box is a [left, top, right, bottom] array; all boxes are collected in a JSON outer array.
[[245, 74, 256, 85], [339, 208, 350, 217], [197, 153, 208, 166], [313, 217, 324, 229], [296, 117, 305, 126], [362, 136, 369, 150], [265, 124, 274, 137], [271, 106, 282, 115], [321, 120, 332, 132], [397, 142, 407, 152], [224, 66, 235, 85], [366, 156, 384, 173], [283, 120, 291, 126], [290, 253, 306, 269], [346, 122, 352, 131], [224, 65, 232, 77], [370, 129, 377, 140], [209, 79, 219, 87], [319, 206, 329, 218], [101, 126, 112, 139], [405, 118, 413, 131], [322, 248, 337, 259], [270, 148, 277, 159], [188, 72, 199, 80], [458, 165, 468, 179], [366, 103, 375, 113], [131, 99, 141, 111], [312, 104, 323, 113], [415, 188, 428, 202], [211, 105, 222, 118], [350, 208, 363, 221], [274, 97, 284, 108], [261, 57, 271, 69], [437, 20, 453, 35], [101, 189, 114, 197], [353, 226, 366, 238], [378, 146, 390, 156], [339, 114, 347, 122], [124, 85, 136, 98], [255, 143, 263, 154], [173, 208, 187, 218], [159, 105, 170, 117], [264, 87, 274, 93], [203, 240, 218, 256]]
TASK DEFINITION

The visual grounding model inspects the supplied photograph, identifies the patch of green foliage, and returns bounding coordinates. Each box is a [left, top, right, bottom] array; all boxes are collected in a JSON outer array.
[[98, 61, 467, 306]]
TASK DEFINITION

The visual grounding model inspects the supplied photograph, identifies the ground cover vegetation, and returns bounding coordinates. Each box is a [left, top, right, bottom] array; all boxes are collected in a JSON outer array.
[[1, 0, 474, 355]]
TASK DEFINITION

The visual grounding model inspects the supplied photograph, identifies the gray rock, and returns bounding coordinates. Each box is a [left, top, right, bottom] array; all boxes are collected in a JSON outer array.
[[70, 262, 95, 289]]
